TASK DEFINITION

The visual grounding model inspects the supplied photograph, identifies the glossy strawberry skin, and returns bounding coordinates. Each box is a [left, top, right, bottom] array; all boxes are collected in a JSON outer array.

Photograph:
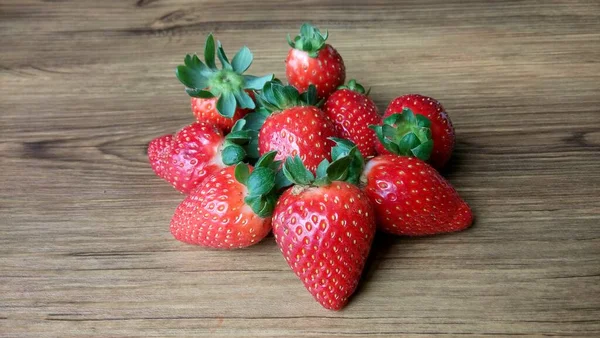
[[272, 182, 376, 310], [286, 44, 345, 99], [147, 122, 226, 194], [361, 155, 473, 236], [148, 134, 173, 181], [191, 96, 251, 134], [170, 166, 271, 249], [380, 94, 455, 169], [323, 89, 381, 157], [258, 106, 338, 173]]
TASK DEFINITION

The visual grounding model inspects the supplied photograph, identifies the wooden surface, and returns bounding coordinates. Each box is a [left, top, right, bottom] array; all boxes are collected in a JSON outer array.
[[1, 0, 600, 337]]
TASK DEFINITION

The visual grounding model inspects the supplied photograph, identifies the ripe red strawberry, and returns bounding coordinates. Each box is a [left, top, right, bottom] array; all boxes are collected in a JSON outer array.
[[323, 79, 381, 157], [272, 145, 376, 310], [254, 82, 338, 173], [286, 23, 345, 99], [170, 152, 283, 249], [147, 121, 256, 194], [176, 33, 274, 132], [360, 154, 473, 236], [377, 94, 455, 169]]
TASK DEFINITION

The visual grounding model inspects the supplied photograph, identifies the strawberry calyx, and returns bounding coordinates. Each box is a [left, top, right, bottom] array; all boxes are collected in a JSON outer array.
[[369, 108, 434, 161], [287, 23, 329, 58], [221, 118, 265, 165], [337, 79, 370, 96], [234, 151, 289, 218], [281, 138, 364, 187], [244, 81, 321, 133], [254, 81, 320, 113], [176, 33, 274, 118]]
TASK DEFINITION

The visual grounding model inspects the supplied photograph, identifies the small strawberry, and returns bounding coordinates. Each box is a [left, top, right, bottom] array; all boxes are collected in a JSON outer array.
[[176, 33, 274, 132], [253, 81, 338, 173], [147, 120, 257, 194], [377, 94, 455, 169], [170, 151, 285, 249], [286, 23, 345, 99], [272, 141, 376, 310], [360, 154, 473, 236], [323, 79, 381, 157]]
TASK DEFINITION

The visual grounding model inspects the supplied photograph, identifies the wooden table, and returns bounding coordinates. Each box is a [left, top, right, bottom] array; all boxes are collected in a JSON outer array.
[[2, 1, 599, 336]]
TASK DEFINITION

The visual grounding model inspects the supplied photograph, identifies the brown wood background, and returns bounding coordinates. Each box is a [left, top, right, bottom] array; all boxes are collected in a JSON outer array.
[[2, 0, 600, 337]]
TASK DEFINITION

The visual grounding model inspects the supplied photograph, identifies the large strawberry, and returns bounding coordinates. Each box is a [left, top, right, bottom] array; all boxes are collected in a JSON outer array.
[[147, 120, 257, 194], [253, 81, 338, 173], [286, 23, 345, 99], [360, 154, 473, 236], [272, 141, 376, 310], [176, 33, 274, 132], [375, 94, 455, 169], [170, 151, 285, 249], [323, 79, 381, 157]]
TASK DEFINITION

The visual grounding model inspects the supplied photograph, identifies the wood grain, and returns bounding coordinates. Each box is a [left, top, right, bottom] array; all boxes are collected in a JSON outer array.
[[1, 0, 600, 336]]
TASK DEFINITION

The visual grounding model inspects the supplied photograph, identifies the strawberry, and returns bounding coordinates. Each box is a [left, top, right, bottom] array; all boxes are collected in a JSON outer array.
[[286, 23, 345, 99], [170, 151, 285, 249], [176, 33, 274, 132], [148, 134, 173, 182], [376, 94, 455, 169], [147, 120, 257, 194], [253, 81, 338, 173], [360, 154, 473, 236], [272, 141, 376, 310], [323, 79, 381, 157]]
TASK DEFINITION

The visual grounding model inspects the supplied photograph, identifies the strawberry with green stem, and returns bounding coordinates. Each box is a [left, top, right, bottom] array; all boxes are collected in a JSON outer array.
[[323, 79, 381, 157], [330, 138, 474, 236], [377, 94, 455, 169], [253, 81, 338, 173], [176, 33, 274, 132], [272, 139, 376, 310], [170, 151, 288, 249], [148, 120, 259, 194], [286, 23, 345, 99]]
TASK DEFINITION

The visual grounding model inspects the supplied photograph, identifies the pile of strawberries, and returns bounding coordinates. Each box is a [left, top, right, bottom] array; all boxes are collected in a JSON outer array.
[[148, 24, 473, 311]]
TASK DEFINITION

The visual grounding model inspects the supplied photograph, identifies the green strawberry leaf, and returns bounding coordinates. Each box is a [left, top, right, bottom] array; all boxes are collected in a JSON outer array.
[[216, 41, 232, 70], [234, 163, 250, 185], [282, 155, 314, 185], [274, 169, 292, 190], [232, 46, 253, 74], [255, 150, 277, 169], [234, 90, 255, 109], [216, 91, 236, 118], [411, 139, 434, 161], [221, 144, 246, 165], [247, 167, 276, 196], [204, 34, 217, 70], [243, 74, 274, 90]]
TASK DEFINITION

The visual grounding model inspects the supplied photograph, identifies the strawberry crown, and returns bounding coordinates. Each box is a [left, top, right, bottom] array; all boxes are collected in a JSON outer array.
[[369, 108, 434, 161], [220, 119, 260, 166], [254, 80, 320, 113], [337, 79, 371, 96], [176, 33, 274, 118], [281, 138, 365, 187], [287, 23, 329, 58], [234, 151, 291, 218]]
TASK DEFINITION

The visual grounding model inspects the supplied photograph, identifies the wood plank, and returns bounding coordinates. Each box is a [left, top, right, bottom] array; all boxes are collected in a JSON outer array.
[[1, 0, 599, 336]]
